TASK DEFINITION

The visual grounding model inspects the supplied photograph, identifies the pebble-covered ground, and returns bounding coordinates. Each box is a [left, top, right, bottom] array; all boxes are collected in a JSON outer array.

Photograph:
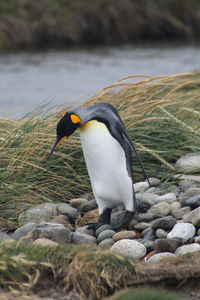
[[1, 152, 200, 264]]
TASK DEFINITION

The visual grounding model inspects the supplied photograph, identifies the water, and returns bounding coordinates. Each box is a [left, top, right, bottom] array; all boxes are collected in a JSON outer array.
[[1, 43, 200, 118]]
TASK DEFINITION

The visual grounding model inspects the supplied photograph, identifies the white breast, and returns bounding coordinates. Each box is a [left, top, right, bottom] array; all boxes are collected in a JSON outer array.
[[79, 120, 133, 214]]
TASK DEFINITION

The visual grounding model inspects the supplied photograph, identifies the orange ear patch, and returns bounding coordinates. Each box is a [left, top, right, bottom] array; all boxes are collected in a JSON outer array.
[[70, 114, 81, 124]]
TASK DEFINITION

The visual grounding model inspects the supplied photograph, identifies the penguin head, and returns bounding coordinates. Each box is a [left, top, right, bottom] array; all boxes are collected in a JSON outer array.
[[49, 112, 81, 157]]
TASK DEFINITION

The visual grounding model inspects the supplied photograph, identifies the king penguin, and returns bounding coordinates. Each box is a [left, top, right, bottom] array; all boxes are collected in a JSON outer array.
[[49, 102, 149, 230]]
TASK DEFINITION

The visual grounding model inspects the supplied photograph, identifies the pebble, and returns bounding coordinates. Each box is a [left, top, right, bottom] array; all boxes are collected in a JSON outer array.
[[95, 224, 113, 236], [147, 177, 161, 187], [110, 239, 146, 261], [148, 202, 170, 217], [167, 223, 196, 242], [135, 193, 158, 206], [50, 215, 73, 230], [155, 193, 177, 204], [31, 222, 71, 244], [128, 218, 139, 230], [76, 208, 99, 227], [171, 206, 191, 219], [179, 188, 200, 206], [112, 230, 137, 241], [154, 238, 182, 253], [147, 252, 176, 263], [134, 222, 151, 231], [182, 207, 200, 226], [18, 203, 57, 223], [136, 212, 155, 222], [151, 216, 177, 231], [175, 243, 200, 255], [69, 198, 88, 208], [141, 227, 152, 237], [185, 195, 200, 209], [134, 181, 149, 193], [72, 232, 97, 245], [175, 152, 200, 173], [75, 225, 95, 236], [97, 229, 115, 244], [156, 228, 168, 239], [13, 222, 36, 240], [139, 239, 154, 252], [194, 236, 200, 243], [143, 229, 156, 241], [110, 211, 126, 228], [170, 202, 181, 217], [56, 203, 77, 222], [33, 238, 58, 247], [78, 199, 97, 213], [98, 238, 115, 249]]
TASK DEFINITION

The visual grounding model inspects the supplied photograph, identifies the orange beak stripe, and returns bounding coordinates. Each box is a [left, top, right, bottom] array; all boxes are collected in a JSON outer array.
[[55, 136, 66, 149]]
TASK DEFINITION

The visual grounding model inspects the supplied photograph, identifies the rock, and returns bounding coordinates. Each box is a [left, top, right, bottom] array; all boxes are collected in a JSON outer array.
[[175, 243, 200, 255], [175, 152, 200, 173], [135, 193, 158, 206], [56, 203, 77, 222], [172, 206, 191, 219], [147, 252, 176, 263], [76, 208, 99, 227], [50, 215, 73, 230], [155, 193, 177, 204], [143, 229, 156, 241], [13, 222, 36, 240], [151, 216, 177, 231], [156, 228, 168, 239], [167, 223, 196, 242], [110, 239, 146, 261], [0, 231, 13, 241], [110, 211, 126, 228], [136, 200, 150, 212], [170, 202, 181, 217], [141, 227, 152, 237], [133, 181, 149, 193], [98, 238, 115, 249], [69, 198, 88, 208], [148, 202, 170, 217], [33, 238, 58, 247], [147, 177, 161, 187], [31, 222, 71, 244], [179, 188, 200, 206], [113, 230, 138, 241], [185, 195, 200, 209], [75, 225, 95, 236], [97, 229, 115, 243], [138, 239, 154, 252], [154, 238, 182, 253], [78, 199, 97, 213], [182, 207, 200, 227], [128, 219, 139, 230], [18, 203, 57, 223], [134, 222, 151, 231], [79, 192, 94, 200], [136, 212, 155, 222], [166, 185, 180, 195], [194, 236, 200, 243], [178, 179, 199, 191], [72, 232, 96, 245], [95, 224, 113, 236]]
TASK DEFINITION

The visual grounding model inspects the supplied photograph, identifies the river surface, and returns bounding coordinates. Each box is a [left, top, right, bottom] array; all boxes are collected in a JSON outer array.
[[1, 43, 200, 118]]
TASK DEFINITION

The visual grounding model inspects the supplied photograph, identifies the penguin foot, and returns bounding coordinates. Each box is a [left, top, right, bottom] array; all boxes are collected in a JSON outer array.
[[113, 210, 135, 231], [86, 208, 112, 230]]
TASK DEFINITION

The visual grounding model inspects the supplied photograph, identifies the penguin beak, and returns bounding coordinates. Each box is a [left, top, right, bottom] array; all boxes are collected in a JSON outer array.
[[48, 136, 66, 157]]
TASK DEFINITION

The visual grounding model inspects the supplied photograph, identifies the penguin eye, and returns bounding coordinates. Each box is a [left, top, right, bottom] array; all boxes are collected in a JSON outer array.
[[70, 114, 81, 124]]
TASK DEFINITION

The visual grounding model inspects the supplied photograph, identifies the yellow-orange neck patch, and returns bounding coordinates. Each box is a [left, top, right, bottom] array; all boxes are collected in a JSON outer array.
[[70, 114, 81, 124]]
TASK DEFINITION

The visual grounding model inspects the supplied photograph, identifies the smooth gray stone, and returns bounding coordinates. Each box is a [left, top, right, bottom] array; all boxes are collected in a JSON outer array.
[[154, 238, 182, 253], [185, 195, 200, 209], [179, 188, 200, 206], [143, 229, 156, 241], [97, 229, 115, 244], [128, 219, 138, 230], [78, 199, 97, 213], [141, 227, 152, 237], [175, 243, 200, 256], [156, 228, 168, 239], [95, 224, 113, 236], [136, 212, 155, 222], [72, 232, 96, 245], [138, 238, 154, 252], [31, 222, 71, 244], [98, 238, 115, 249], [56, 203, 77, 222], [13, 222, 36, 240], [151, 216, 177, 231], [75, 225, 95, 236], [18, 203, 57, 223]]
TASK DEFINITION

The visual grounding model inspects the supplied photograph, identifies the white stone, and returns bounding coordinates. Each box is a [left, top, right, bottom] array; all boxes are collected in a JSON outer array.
[[175, 243, 200, 256], [136, 193, 159, 206], [147, 252, 176, 263], [148, 202, 170, 217], [175, 152, 200, 173], [110, 239, 146, 261], [155, 193, 177, 204], [182, 207, 200, 227], [147, 177, 161, 187], [134, 181, 149, 193], [170, 202, 181, 217], [167, 223, 196, 242]]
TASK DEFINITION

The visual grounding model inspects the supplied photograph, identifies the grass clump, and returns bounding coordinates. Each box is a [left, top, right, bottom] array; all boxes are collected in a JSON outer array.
[[0, 71, 200, 230]]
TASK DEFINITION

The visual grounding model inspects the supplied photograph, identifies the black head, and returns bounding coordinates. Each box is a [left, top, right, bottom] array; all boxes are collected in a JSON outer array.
[[48, 112, 81, 157]]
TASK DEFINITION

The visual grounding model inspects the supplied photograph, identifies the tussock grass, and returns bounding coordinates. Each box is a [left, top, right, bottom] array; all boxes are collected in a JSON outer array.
[[0, 241, 200, 299], [0, 71, 200, 229]]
